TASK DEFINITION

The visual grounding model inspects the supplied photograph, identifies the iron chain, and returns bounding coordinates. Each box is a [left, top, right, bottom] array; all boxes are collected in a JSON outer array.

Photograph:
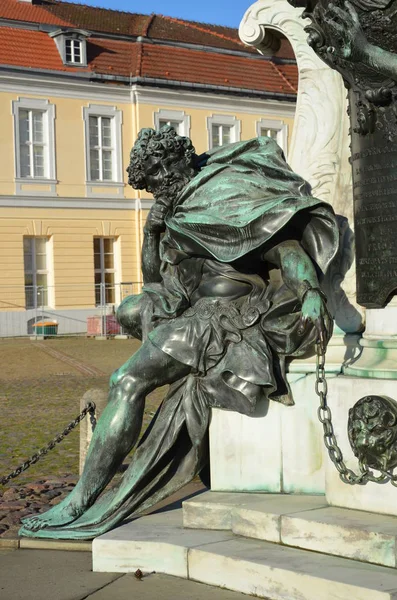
[[0, 401, 96, 486], [315, 344, 397, 486]]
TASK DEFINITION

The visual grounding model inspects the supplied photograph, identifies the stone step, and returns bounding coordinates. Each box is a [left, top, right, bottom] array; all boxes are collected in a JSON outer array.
[[93, 507, 397, 600], [183, 491, 397, 569], [93, 509, 233, 577]]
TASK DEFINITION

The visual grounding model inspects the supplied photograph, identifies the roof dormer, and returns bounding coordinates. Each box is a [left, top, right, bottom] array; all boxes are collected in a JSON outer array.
[[49, 29, 90, 67]]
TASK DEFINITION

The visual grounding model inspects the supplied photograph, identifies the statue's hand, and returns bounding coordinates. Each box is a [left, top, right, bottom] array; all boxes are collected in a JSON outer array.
[[298, 289, 328, 352], [324, 1, 367, 61], [144, 202, 168, 234]]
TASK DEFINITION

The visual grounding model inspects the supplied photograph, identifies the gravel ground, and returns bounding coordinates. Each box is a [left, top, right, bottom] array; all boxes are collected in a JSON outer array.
[[0, 337, 168, 538]]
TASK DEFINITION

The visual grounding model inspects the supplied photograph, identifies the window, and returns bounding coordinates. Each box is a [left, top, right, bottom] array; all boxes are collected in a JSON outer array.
[[23, 237, 50, 309], [18, 109, 46, 178], [256, 119, 288, 154], [260, 127, 279, 141], [159, 119, 183, 134], [50, 29, 89, 67], [83, 105, 123, 194], [207, 114, 241, 149], [94, 237, 116, 305], [154, 109, 190, 136], [65, 38, 82, 64], [89, 116, 114, 181], [211, 124, 232, 147], [13, 98, 56, 184]]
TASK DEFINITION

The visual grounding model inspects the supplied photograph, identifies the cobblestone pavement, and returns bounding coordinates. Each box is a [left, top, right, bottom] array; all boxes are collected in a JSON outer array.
[[0, 337, 168, 539]]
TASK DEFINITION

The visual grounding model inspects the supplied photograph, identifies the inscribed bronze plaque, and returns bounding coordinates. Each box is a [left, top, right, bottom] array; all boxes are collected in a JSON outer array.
[[351, 97, 397, 308], [287, 0, 397, 307]]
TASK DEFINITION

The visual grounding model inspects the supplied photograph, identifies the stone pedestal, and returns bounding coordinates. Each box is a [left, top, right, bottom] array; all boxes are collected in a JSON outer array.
[[210, 374, 327, 494], [210, 333, 360, 495], [345, 298, 397, 379]]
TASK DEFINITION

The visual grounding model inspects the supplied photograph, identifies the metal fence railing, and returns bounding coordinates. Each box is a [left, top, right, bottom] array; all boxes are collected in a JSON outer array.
[[0, 282, 142, 338]]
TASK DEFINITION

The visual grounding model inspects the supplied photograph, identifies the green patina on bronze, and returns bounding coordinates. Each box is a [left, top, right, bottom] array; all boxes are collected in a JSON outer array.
[[19, 127, 338, 539], [349, 395, 397, 472], [291, 0, 397, 480], [292, 0, 397, 307]]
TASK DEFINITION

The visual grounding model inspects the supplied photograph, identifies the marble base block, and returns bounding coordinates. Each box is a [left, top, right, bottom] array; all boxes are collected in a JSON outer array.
[[210, 372, 330, 494], [209, 334, 361, 495]]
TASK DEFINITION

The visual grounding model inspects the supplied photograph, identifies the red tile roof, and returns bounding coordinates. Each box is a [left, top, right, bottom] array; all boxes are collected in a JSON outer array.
[[139, 44, 297, 94], [0, 0, 293, 58], [88, 38, 138, 78], [149, 14, 255, 54], [0, 26, 89, 72], [0, 0, 72, 27], [0, 1, 298, 96]]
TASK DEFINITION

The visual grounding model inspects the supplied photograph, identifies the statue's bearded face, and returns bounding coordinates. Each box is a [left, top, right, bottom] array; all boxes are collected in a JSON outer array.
[[143, 152, 197, 204]]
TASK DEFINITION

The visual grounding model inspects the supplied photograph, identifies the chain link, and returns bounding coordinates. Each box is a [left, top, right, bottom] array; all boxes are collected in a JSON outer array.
[[0, 401, 96, 486], [5, 347, 397, 489], [314, 344, 397, 486]]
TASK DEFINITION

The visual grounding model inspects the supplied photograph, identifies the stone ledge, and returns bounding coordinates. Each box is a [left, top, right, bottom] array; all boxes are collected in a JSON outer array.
[[93, 509, 233, 576], [93, 507, 397, 600], [189, 537, 397, 600], [0, 537, 92, 551], [182, 491, 261, 530], [20, 539, 92, 552], [183, 491, 397, 568], [0, 538, 19, 549]]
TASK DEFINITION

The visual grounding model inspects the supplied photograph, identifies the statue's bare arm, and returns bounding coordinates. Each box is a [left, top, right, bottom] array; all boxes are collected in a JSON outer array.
[[263, 240, 328, 346], [141, 231, 162, 284], [141, 202, 168, 284]]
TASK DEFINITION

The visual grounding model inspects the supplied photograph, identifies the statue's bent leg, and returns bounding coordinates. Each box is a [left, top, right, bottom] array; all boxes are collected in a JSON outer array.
[[22, 340, 191, 531], [116, 293, 144, 339]]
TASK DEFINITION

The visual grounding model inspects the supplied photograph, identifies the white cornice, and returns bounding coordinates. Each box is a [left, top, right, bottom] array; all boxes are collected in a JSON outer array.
[[0, 71, 131, 102], [0, 70, 296, 116], [132, 86, 296, 118], [0, 195, 137, 210]]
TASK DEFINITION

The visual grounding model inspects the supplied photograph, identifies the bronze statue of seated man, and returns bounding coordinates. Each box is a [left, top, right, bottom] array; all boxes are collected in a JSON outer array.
[[20, 126, 338, 539]]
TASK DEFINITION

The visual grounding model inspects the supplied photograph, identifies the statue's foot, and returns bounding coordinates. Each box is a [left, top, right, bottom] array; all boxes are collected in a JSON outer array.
[[21, 493, 85, 531]]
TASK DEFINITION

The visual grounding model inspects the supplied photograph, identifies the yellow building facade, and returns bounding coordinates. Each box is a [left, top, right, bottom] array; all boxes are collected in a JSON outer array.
[[0, 7, 297, 336]]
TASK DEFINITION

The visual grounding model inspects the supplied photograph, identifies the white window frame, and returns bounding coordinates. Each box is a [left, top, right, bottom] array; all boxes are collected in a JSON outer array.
[[12, 98, 57, 195], [207, 114, 241, 149], [83, 104, 124, 197], [23, 236, 54, 309], [154, 109, 191, 136], [256, 118, 288, 155], [94, 236, 120, 306], [65, 38, 83, 65]]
